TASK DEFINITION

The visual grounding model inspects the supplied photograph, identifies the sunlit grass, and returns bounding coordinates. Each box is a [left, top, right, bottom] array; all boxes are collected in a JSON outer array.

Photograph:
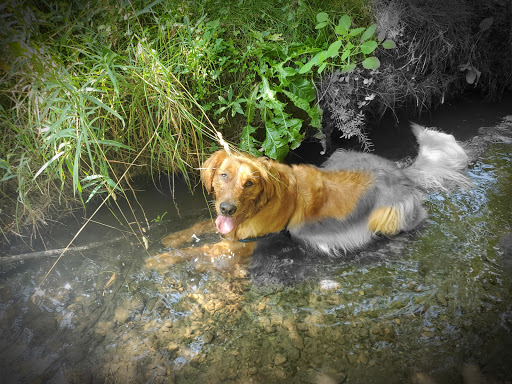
[[0, 1, 220, 239]]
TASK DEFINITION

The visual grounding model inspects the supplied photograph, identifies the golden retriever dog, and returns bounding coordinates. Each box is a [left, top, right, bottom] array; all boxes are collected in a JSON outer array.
[[146, 124, 470, 269]]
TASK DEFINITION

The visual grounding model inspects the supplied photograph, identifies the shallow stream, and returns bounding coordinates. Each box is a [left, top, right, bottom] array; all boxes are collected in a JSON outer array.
[[1, 99, 512, 384]]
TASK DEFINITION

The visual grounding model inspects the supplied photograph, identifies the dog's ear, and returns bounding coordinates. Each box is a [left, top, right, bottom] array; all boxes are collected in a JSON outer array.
[[200, 150, 228, 193]]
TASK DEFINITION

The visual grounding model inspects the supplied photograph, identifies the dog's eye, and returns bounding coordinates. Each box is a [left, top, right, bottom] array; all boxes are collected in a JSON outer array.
[[220, 173, 228, 180], [244, 180, 253, 188]]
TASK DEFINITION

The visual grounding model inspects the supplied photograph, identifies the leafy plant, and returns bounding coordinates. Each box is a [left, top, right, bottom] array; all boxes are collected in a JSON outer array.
[[214, 86, 246, 118], [152, 212, 168, 223], [232, 12, 395, 160], [300, 12, 396, 74], [162, 8, 394, 161], [0, 0, 219, 238], [237, 34, 322, 160]]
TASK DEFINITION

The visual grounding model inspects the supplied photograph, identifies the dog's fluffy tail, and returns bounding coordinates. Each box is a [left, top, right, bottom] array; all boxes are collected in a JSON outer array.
[[404, 123, 472, 191]]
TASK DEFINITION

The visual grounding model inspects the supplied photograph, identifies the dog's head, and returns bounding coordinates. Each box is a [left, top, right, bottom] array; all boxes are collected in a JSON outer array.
[[200, 150, 276, 236]]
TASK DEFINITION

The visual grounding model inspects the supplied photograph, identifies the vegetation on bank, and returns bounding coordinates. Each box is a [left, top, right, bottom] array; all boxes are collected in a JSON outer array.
[[0, 0, 375, 240], [1, 0, 511, 242]]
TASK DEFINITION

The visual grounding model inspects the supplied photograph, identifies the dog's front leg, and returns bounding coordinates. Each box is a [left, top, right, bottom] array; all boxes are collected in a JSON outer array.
[[146, 240, 256, 270], [161, 220, 216, 248], [195, 240, 256, 264]]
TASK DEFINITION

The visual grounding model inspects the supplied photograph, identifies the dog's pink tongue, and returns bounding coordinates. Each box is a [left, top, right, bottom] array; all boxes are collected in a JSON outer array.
[[215, 215, 235, 234]]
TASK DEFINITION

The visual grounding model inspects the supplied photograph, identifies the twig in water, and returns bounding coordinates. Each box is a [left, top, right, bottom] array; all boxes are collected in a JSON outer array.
[[0, 221, 165, 265]]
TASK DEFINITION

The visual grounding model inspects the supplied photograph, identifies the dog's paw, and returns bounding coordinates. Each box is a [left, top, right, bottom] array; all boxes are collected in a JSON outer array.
[[161, 233, 188, 248], [145, 251, 184, 270]]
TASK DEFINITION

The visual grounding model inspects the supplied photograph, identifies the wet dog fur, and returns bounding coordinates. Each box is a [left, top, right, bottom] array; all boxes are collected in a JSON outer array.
[[147, 124, 470, 269]]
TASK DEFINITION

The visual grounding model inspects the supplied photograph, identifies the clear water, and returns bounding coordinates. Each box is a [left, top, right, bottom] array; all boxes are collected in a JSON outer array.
[[1, 113, 511, 383]]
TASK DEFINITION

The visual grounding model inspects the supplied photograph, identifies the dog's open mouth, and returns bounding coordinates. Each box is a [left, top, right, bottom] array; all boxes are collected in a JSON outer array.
[[215, 215, 237, 234]]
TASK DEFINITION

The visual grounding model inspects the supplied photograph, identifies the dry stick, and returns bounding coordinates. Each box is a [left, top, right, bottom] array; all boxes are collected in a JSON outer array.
[[0, 235, 127, 264], [0, 220, 166, 265], [217, 131, 231, 155]]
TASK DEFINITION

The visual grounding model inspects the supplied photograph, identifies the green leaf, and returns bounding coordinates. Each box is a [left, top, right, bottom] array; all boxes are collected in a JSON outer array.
[[48, 104, 72, 132], [299, 54, 318, 75], [0, 158, 11, 171], [282, 89, 320, 129], [81, 174, 101, 187], [271, 115, 304, 153], [326, 40, 342, 58], [277, 65, 296, 79], [136, 0, 165, 16], [260, 76, 279, 109], [381, 39, 396, 49], [316, 50, 328, 64], [1, 173, 16, 182], [308, 105, 322, 129], [245, 84, 260, 123], [315, 21, 328, 30], [341, 48, 351, 61], [316, 12, 329, 23], [34, 151, 65, 179], [232, 102, 244, 116], [334, 25, 347, 35], [338, 14, 352, 31], [261, 121, 289, 161], [349, 27, 365, 36], [318, 62, 327, 74], [95, 140, 133, 150], [82, 94, 125, 127], [239, 124, 260, 156], [362, 56, 380, 69], [298, 50, 323, 74], [360, 40, 378, 55], [214, 106, 228, 116], [73, 134, 81, 194], [361, 24, 377, 41], [282, 89, 310, 113], [105, 176, 122, 192], [280, 117, 304, 149], [342, 63, 357, 73], [85, 183, 104, 203], [288, 78, 316, 102]]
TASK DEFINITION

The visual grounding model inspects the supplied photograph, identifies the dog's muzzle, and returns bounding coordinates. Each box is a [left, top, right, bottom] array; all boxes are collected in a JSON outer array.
[[219, 201, 237, 216]]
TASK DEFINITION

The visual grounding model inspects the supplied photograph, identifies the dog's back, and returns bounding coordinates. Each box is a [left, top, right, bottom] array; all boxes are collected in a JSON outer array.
[[289, 124, 470, 254]]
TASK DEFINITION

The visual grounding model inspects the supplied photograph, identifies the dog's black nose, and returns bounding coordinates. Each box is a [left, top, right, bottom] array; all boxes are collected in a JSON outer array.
[[219, 202, 237, 216]]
